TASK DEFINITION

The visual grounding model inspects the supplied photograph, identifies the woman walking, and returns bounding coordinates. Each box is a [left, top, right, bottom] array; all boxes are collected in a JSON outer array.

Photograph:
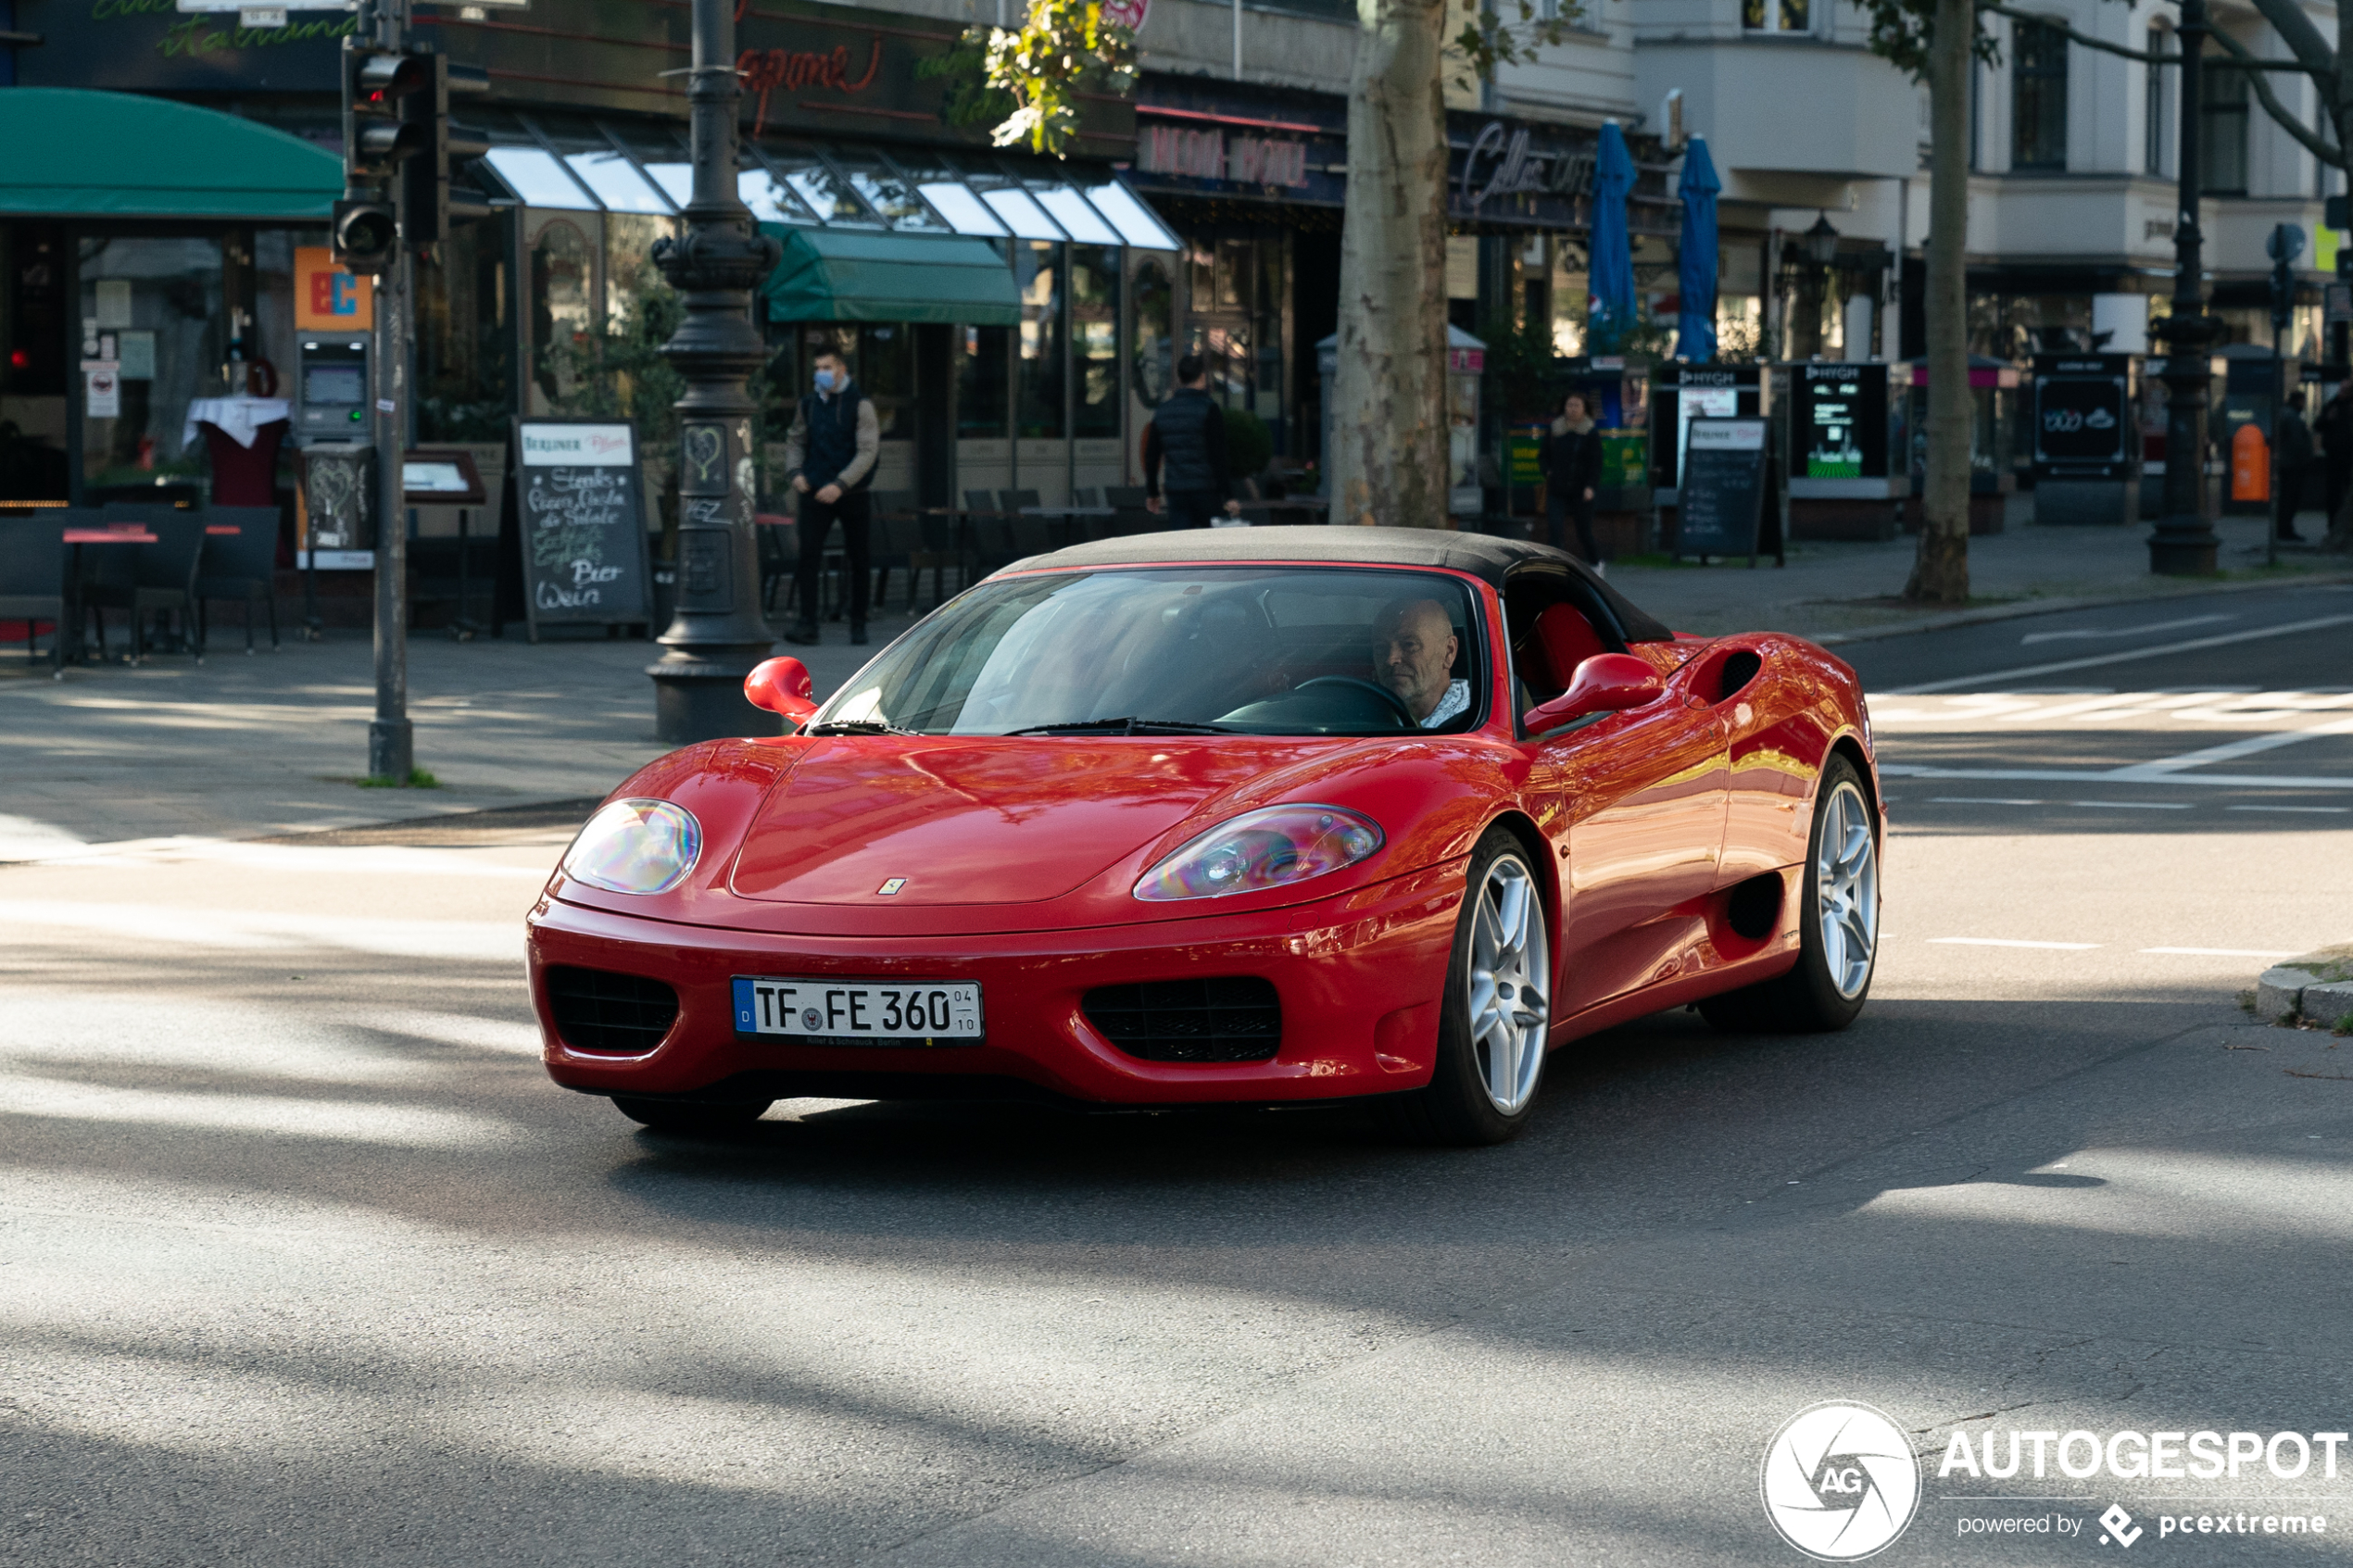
[[1538, 394, 1604, 567]]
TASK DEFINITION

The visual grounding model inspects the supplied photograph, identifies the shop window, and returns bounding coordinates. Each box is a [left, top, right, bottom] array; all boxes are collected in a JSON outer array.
[[76, 235, 224, 495], [860, 323, 914, 438], [1742, 0, 1809, 31], [957, 325, 1010, 439], [1071, 246, 1121, 440], [1017, 241, 1064, 440], [0, 222, 69, 501], [1215, 238, 1249, 310], [2010, 19, 2069, 171], [1187, 241, 1214, 316], [1131, 257, 1174, 409], [418, 214, 516, 445], [2201, 57, 2248, 194], [1253, 236, 1286, 431], [529, 219, 595, 408]]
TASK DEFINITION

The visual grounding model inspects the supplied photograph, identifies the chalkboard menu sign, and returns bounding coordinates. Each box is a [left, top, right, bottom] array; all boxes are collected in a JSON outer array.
[[1674, 417, 1771, 562], [497, 419, 653, 640]]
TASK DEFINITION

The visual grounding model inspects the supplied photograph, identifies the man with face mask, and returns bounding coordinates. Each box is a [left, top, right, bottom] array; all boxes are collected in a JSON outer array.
[[782, 347, 880, 646]]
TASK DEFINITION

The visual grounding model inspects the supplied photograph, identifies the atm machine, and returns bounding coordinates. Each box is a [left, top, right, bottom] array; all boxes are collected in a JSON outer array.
[[294, 334, 374, 571]]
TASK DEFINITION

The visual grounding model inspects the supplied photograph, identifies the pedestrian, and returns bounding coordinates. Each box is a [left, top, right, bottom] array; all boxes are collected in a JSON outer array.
[[2275, 389, 2315, 542], [1539, 393, 1604, 567], [782, 347, 878, 647], [2315, 377, 2353, 538], [1143, 354, 1243, 528]]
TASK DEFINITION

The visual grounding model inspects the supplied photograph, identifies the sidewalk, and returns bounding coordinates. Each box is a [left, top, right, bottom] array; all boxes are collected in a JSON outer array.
[[0, 605, 919, 858], [3, 509, 2343, 856], [1605, 497, 2350, 641]]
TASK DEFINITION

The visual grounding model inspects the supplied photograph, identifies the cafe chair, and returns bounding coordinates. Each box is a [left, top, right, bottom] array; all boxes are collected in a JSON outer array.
[[0, 512, 69, 674], [997, 488, 1041, 517], [756, 516, 795, 613], [194, 506, 283, 655], [1103, 486, 1148, 509], [108, 509, 208, 661], [866, 495, 916, 612], [1074, 486, 1102, 508], [962, 488, 1000, 518]]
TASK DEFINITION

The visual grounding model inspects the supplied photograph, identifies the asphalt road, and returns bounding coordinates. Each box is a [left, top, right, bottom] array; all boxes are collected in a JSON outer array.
[[5, 586, 2352, 1566]]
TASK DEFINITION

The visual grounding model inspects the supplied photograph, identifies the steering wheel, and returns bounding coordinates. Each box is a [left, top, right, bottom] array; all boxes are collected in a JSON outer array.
[[1295, 675, 1418, 730]]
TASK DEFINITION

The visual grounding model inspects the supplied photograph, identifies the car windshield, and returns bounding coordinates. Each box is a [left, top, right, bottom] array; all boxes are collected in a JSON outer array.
[[815, 567, 1486, 737]]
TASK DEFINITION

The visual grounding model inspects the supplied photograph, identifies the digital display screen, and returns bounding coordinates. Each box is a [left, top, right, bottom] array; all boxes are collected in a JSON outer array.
[[1798, 366, 1888, 480], [2037, 377, 2129, 466], [304, 365, 365, 406]]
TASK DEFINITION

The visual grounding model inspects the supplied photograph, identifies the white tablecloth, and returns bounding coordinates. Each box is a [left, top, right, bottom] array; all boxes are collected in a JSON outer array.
[[182, 396, 292, 449]]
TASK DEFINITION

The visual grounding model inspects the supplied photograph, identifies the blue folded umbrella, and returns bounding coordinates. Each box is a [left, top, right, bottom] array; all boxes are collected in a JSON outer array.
[[1676, 137, 1721, 363], [1589, 123, 1636, 351]]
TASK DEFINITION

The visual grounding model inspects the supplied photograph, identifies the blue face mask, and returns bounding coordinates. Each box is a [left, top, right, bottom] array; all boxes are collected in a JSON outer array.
[[813, 369, 837, 393]]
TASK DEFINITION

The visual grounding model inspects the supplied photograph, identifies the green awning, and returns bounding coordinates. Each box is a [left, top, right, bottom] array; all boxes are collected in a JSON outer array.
[[761, 225, 1021, 326], [0, 89, 344, 221]]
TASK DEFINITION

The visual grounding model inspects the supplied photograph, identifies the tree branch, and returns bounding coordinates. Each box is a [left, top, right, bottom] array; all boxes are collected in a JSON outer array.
[[2208, 25, 2346, 167]]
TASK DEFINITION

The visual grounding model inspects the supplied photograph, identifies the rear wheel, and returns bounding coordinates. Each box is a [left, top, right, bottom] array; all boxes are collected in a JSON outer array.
[[1698, 754, 1879, 1034], [1393, 828, 1553, 1146], [612, 1097, 774, 1133]]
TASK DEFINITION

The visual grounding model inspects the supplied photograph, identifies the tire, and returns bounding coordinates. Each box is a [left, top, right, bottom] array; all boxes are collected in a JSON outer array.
[[612, 1096, 774, 1133], [1393, 828, 1554, 1146], [1697, 754, 1880, 1034]]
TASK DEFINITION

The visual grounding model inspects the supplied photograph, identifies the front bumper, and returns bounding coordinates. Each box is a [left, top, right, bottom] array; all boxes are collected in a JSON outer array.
[[526, 862, 1465, 1107]]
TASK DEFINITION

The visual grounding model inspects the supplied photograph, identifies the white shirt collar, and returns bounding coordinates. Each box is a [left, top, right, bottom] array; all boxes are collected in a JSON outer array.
[[1420, 679, 1471, 729]]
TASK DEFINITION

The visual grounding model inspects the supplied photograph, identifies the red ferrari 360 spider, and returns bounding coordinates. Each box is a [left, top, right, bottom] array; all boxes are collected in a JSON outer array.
[[527, 528, 1882, 1144]]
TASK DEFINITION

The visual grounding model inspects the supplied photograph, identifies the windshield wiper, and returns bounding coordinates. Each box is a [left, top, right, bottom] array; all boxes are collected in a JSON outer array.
[[1005, 717, 1237, 736], [802, 718, 918, 736]]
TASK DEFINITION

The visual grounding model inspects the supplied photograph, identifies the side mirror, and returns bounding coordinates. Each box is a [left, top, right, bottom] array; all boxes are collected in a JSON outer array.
[[744, 657, 820, 725], [1524, 652, 1666, 734]]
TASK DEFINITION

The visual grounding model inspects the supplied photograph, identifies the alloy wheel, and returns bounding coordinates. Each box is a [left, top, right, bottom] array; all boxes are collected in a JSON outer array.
[[1816, 781, 1879, 999], [1466, 853, 1550, 1114]]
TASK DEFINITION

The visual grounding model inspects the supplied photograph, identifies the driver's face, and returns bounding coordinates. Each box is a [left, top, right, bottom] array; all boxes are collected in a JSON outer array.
[[1374, 600, 1458, 721]]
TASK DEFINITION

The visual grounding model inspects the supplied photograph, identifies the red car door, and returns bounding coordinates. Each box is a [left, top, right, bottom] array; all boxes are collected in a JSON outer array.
[[1515, 604, 1729, 1016]]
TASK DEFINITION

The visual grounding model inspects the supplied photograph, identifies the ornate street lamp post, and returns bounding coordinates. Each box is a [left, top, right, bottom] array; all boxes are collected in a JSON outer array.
[[2150, 0, 2222, 575], [646, 0, 784, 742]]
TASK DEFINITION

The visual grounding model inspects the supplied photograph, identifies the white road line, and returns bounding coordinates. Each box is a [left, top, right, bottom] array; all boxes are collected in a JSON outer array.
[[2019, 614, 2235, 646], [1884, 613, 2353, 695], [2068, 799, 2193, 809], [1877, 763, 2353, 790], [2140, 947, 2307, 957], [2107, 714, 2353, 781], [1929, 796, 2044, 805], [1929, 937, 2103, 950], [2227, 804, 2352, 814]]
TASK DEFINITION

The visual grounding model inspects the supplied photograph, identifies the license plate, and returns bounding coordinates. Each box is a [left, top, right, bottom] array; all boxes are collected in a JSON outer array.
[[731, 975, 983, 1044]]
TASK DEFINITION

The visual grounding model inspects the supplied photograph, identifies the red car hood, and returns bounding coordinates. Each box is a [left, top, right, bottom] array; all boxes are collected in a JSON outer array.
[[728, 736, 1340, 906]]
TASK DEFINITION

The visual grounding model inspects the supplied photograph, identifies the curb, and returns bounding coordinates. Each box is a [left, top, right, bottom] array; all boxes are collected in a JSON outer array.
[[2253, 945, 2353, 1025], [1808, 567, 2353, 648]]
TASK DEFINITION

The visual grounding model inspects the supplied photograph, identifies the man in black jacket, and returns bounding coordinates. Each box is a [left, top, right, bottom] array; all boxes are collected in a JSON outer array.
[[782, 348, 879, 646], [2316, 379, 2353, 539], [1143, 355, 1243, 528], [1538, 394, 1604, 566], [2276, 390, 2315, 542]]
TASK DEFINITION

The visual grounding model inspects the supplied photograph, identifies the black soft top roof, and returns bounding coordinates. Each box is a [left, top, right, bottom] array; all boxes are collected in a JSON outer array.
[[1003, 526, 1677, 644]]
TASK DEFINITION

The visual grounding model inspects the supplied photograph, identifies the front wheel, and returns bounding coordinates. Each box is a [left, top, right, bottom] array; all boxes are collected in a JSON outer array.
[[1698, 754, 1880, 1034], [612, 1097, 774, 1133], [1393, 828, 1554, 1146]]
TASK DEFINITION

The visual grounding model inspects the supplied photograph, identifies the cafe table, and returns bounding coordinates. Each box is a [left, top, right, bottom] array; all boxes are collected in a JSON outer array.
[[60, 522, 157, 666]]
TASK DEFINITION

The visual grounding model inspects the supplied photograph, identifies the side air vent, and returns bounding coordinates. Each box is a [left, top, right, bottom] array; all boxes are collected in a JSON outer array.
[[1718, 649, 1763, 701], [546, 966, 680, 1054], [1082, 977, 1281, 1063]]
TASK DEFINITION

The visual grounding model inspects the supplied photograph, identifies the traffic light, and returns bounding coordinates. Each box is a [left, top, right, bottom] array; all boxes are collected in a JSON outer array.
[[336, 39, 433, 273], [401, 58, 493, 248], [2267, 222, 2305, 333]]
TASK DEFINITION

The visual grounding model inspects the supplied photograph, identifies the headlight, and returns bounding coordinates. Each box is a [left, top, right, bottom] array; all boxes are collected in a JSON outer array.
[[561, 798, 702, 895], [1134, 804, 1383, 902]]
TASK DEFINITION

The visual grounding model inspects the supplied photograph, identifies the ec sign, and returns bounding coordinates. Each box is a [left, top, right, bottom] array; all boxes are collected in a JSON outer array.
[[294, 245, 374, 331]]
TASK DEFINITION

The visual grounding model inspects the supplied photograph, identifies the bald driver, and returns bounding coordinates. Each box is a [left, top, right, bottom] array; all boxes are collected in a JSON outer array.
[[1374, 598, 1470, 728]]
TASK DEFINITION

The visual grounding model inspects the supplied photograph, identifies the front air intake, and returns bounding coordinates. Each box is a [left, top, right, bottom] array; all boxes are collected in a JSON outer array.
[[546, 966, 680, 1054], [1082, 977, 1281, 1063]]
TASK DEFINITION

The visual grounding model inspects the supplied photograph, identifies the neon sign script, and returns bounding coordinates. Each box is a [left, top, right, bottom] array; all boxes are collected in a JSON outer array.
[[738, 40, 882, 136]]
